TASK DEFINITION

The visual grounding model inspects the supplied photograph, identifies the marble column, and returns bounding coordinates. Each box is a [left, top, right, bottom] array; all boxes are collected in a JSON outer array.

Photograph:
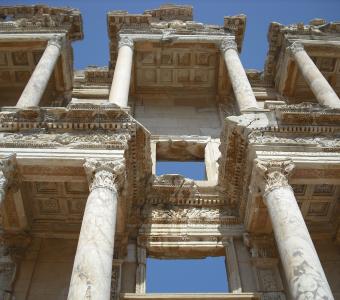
[[289, 42, 340, 109], [220, 39, 259, 113], [68, 158, 125, 300], [255, 159, 334, 300], [16, 35, 62, 108], [109, 37, 134, 107], [0, 154, 17, 204]]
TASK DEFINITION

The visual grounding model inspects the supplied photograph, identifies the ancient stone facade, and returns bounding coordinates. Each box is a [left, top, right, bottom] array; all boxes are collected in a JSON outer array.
[[0, 3, 339, 300]]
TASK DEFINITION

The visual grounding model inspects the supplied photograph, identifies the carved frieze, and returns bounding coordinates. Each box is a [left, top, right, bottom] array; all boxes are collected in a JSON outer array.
[[0, 154, 17, 203], [142, 204, 237, 224], [0, 132, 130, 149]]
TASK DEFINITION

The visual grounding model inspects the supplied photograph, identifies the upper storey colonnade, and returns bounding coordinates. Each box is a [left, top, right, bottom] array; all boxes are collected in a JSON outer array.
[[1, 7, 338, 112]]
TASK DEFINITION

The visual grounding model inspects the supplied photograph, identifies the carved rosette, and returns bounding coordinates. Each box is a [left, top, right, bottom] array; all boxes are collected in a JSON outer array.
[[84, 158, 125, 192], [118, 37, 134, 50], [220, 39, 238, 53], [288, 41, 304, 55], [254, 159, 295, 197], [47, 35, 63, 49], [0, 154, 17, 203]]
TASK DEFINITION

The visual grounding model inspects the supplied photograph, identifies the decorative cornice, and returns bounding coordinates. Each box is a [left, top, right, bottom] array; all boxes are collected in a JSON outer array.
[[254, 159, 295, 197], [288, 41, 304, 55], [0, 5, 83, 41], [84, 159, 125, 192], [0, 154, 17, 203], [118, 36, 134, 50], [220, 39, 238, 53]]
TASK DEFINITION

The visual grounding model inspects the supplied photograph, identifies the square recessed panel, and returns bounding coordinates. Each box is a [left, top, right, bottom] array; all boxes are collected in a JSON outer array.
[[177, 69, 190, 83], [317, 57, 336, 72], [0, 71, 11, 84], [292, 184, 306, 196], [15, 71, 31, 83], [160, 69, 173, 82], [12, 51, 29, 66], [35, 182, 58, 194], [161, 53, 173, 65], [33, 51, 43, 65], [38, 198, 60, 214], [0, 52, 8, 66], [313, 184, 334, 196], [65, 182, 88, 194], [194, 69, 208, 83], [196, 53, 211, 66], [67, 198, 86, 214], [177, 53, 191, 66], [139, 52, 155, 65], [307, 201, 330, 216]]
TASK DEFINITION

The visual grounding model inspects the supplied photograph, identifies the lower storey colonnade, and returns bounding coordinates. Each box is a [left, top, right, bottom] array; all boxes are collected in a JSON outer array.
[[256, 159, 334, 300], [67, 158, 125, 300]]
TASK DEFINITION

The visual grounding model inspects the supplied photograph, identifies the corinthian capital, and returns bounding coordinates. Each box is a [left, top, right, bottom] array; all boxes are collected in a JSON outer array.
[[288, 41, 304, 55], [0, 154, 17, 203], [254, 159, 295, 196], [118, 36, 134, 50], [84, 158, 125, 192], [47, 35, 63, 49], [220, 39, 238, 53]]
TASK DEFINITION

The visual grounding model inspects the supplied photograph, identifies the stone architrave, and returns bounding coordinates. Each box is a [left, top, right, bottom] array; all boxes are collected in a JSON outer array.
[[220, 39, 259, 113], [67, 158, 125, 300], [289, 42, 340, 109], [0, 154, 17, 204], [255, 159, 334, 300], [109, 37, 134, 107], [16, 35, 63, 108]]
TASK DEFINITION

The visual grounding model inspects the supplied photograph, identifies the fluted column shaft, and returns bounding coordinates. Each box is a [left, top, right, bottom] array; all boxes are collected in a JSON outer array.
[[16, 36, 62, 108], [220, 39, 259, 113], [290, 42, 340, 109], [255, 159, 334, 300], [109, 37, 134, 107], [0, 154, 16, 204], [68, 159, 125, 300]]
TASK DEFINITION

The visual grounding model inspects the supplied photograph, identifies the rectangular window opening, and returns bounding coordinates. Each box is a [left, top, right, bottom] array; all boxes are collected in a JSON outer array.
[[156, 161, 206, 180], [146, 257, 229, 293]]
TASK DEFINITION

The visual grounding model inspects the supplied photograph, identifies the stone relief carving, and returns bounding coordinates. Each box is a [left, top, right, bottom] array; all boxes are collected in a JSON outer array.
[[248, 131, 340, 149], [84, 159, 126, 192], [142, 203, 235, 224], [254, 159, 295, 196], [0, 132, 130, 149], [288, 41, 304, 55], [0, 154, 17, 204]]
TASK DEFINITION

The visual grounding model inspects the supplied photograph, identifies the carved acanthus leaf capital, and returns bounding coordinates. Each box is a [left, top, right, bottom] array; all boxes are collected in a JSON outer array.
[[220, 39, 238, 53], [288, 41, 304, 55], [0, 154, 18, 203], [118, 36, 134, 50], [254, 159, 295, 196], [84, 158, 125, 192], [47, 35, 63, 49]]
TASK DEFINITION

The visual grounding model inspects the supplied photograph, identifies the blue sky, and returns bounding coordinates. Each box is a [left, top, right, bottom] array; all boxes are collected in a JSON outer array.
[[4, 0, 339, 293], [5, 0, 340, 70]]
